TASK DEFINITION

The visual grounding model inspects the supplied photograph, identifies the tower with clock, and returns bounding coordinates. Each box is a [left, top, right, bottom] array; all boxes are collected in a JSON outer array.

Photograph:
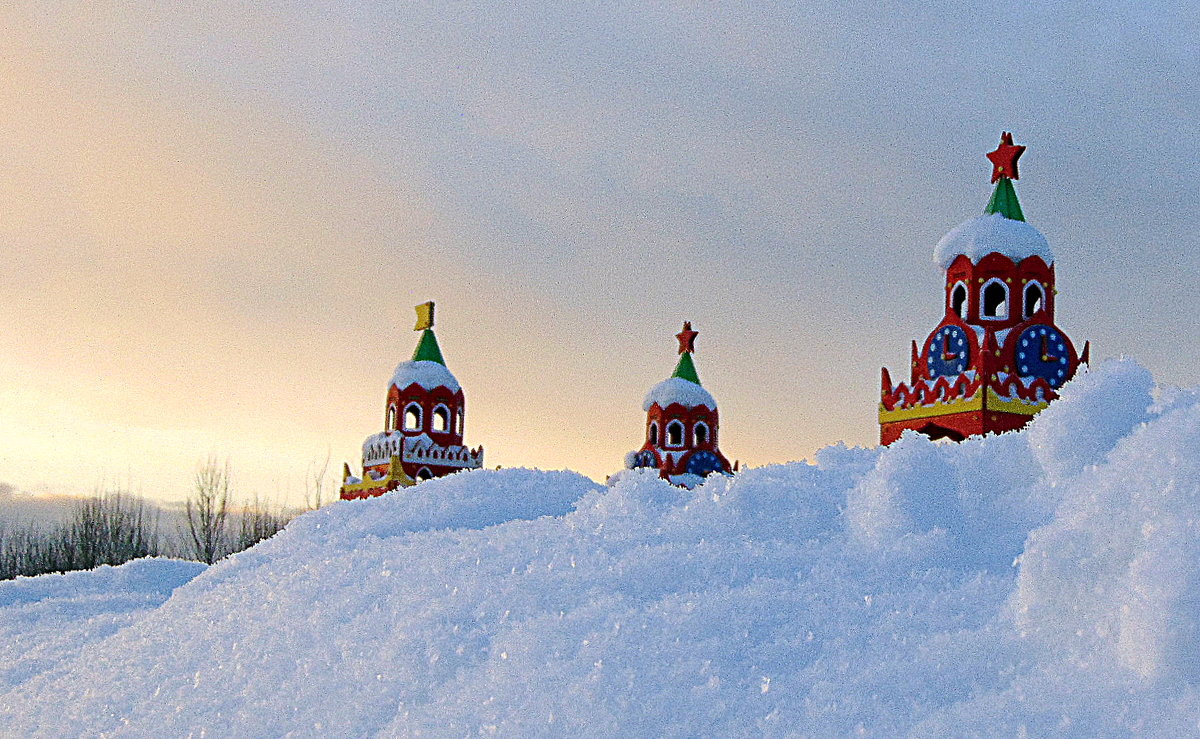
[[340, 301, 485, 500], [624, 322, 734, 487], [879, 133, 1089, 445]]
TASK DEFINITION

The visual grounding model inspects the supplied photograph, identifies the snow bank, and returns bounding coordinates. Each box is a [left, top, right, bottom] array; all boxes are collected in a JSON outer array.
[[934, 212, 1054, 269], [5, 361, 1200, 736], [0, 559, 204, 692]]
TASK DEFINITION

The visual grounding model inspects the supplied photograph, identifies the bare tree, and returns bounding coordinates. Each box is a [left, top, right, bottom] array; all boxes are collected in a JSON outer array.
[[0, 523, 49, 581], [304, 449, 332, 510], [0, 521, 10, 580], [185, 457, 230, 564], [65, 490, 158, 570], [0, 490, 164, 580], [232, 493, 288, 552]]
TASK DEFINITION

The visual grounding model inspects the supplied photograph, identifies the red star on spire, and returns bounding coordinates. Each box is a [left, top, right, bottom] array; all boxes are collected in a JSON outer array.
[[986, 131, 1026, 184], [675, 321, 698, 355]]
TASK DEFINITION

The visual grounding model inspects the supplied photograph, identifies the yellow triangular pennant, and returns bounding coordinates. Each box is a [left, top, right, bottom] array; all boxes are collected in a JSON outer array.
[[413, 301, 435, 331]]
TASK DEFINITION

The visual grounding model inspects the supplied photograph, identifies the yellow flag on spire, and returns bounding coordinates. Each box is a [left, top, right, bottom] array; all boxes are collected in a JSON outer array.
[[414, 301, 435, 331]]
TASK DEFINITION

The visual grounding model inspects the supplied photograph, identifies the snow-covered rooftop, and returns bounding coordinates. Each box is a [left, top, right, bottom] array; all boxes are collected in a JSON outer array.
[[389, 359, 460, 393], [643, 376, 717, 411], [933, 212, 1054, 269]]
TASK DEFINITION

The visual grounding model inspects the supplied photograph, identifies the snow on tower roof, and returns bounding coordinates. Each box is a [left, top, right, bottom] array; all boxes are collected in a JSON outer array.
[[390, 359, 461, 393], [933, 213, 1054, 270], [643, 376, 717, 412]]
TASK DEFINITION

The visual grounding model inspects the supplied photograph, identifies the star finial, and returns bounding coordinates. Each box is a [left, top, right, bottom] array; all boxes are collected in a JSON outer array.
[[675, 321, 698, 355], [986, 131, 1026, 184]]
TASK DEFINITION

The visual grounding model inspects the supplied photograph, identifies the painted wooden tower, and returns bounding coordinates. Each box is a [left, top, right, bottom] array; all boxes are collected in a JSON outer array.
[[625, 322, 733, 487], [340, 302, 484, 500], [879, 133, 1089, 445]]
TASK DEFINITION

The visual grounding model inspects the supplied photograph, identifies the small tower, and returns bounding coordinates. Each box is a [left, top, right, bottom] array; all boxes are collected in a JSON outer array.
[[879, 133, 1089, 444], [340, 302, 484, 499], [626, 322, 733, 487]]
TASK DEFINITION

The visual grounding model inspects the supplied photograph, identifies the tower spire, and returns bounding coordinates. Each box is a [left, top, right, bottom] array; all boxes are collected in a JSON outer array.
[[984, 132, 1027, 221], [671, 321, 701, 384], [410, 301, 446, 365]]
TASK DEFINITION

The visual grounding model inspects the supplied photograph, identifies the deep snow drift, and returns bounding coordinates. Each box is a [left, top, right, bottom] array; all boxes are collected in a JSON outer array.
[[5, 359, 1200, 736]]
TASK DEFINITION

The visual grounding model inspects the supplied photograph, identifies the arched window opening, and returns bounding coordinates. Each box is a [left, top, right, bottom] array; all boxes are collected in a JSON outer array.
[[694, 422, 709, 445], [387, 405, 398, 430], [416, 467, 433, 481], [648, 422, 659, 445], [667, 421, 684, 447], [457, 408, 465, 434], [1024, 282, 1044, 318], [981, 280, 1008, 319], [951, 283, 968, 318], [404, 404, 422, 431], [433, 406, 450, 432], [917, 423, 966, 443]]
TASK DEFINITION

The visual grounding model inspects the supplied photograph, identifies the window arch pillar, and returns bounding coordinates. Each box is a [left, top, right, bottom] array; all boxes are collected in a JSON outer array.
[[1023, 280, 1045, 319], [949, 281, 969, 319]]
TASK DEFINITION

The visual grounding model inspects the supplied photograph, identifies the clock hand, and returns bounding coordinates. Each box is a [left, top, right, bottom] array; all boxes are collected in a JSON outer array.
[[1040, 336, 1059, 362]]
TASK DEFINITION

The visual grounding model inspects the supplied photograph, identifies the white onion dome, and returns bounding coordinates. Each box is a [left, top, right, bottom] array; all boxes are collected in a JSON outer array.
[[389, 360, 461, 393], [643, 377, 717, 412], [933, 213, 1054, 270]]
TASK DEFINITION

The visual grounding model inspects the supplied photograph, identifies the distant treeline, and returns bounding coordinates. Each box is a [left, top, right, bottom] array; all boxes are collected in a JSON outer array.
[[0, 458, 309, 581]]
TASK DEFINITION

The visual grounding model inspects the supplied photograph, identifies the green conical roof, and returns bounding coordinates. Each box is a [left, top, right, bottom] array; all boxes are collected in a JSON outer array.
[[411, 329, 446, 365], [671, 352, 701, 384], [984, 178, 1025, 221]]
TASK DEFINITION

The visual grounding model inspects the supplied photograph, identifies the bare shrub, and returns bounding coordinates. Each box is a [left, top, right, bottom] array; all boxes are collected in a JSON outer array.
[[1, 463, 296, 579], [304, 450, 331, 511], [184, 458, 230, 564], [0, 491, 161, 580], [233, 494, 288, 552], [65, 491, 159, 570]]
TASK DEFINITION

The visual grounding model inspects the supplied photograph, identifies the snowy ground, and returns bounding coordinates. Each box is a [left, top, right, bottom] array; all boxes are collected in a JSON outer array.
[[3, 359, 1200, 736]]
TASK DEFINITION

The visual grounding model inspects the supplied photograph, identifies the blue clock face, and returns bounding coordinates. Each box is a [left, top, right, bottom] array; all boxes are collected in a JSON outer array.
[[927, 325, 971, 378], [1016, 325, 1070, 388], [631, 451, 658, 469], [686, 451, 725, 477]]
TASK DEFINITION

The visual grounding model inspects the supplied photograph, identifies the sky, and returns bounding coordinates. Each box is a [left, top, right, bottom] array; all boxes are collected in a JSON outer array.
[[1, 2, 1197, 506]]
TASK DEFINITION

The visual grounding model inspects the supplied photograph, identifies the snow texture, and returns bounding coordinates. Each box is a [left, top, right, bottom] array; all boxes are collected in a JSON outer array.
[[9, 361, 1200, 736], [934, 212, 1055, 269], [643, 376, 717, 411], [389, 359, 460, 393], [0, 559, 205, 693]]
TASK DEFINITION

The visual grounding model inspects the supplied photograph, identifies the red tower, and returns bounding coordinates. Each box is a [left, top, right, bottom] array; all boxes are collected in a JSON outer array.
[[879, 133, 1089, 445], [625, 322, 733, 487], [340, 302, 484, 499]]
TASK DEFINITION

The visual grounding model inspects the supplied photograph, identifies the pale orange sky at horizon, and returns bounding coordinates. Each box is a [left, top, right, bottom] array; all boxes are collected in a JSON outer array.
[[0, 12, 854, 504], [3, 5, 1198, 506]]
